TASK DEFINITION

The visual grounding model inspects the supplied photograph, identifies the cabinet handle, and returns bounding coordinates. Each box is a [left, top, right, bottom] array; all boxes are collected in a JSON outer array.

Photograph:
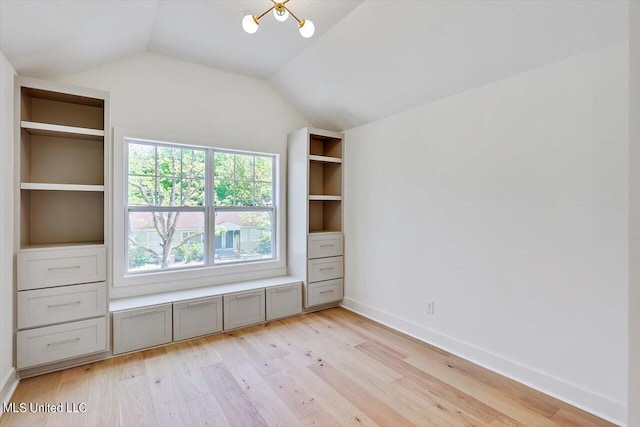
[[187, 300, 213, 307], [47, 337, 80, 347], [47, 265, 81, 271], [48, 301, 81, 309], [130, 309, 158, 317], [234, 294, 257, 300], [319, 244, 335, 248], [319, 267, 335, 271], [320, 290, 335, 294]]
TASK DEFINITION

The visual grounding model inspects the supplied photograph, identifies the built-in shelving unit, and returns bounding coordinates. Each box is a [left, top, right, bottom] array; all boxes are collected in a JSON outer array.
[[18, 83, 107, 248], [288, 128, 344, 308], [15, 77, 110, 375]]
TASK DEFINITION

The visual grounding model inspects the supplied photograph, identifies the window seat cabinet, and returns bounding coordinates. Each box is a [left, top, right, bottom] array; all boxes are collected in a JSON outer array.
[[110, 278, 302, 355]]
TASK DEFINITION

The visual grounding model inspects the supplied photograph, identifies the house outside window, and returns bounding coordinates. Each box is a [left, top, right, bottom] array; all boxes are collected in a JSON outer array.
[[126, 139, 275, 274]]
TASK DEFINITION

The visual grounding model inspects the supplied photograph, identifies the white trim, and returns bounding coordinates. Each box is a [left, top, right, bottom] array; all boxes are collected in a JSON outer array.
[[629, 2, 640, 426], [111, 127, 286, 298], [0, 368, 19, 416], [340, 297, 627, 426]]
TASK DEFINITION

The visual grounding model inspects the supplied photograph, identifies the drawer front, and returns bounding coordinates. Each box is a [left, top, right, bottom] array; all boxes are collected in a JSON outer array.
[[308, 234, 343, 259], [18, 247, 106, 290], [307, 279, 344, 307], [113, 304, 172, 355], [308, 256, 343, 283], [223, 289, 265, 331], [173, 296, 223, 341], [266, 283, 302, 321], [18, 282, 106, 329], [17, 317, 107, 369]]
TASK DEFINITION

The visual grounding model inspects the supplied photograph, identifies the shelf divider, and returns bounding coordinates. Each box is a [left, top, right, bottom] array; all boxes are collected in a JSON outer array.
[[309, 195, 342, 201], [21, 121, 104, 140], [309, 155, 342, 164], [21, 183, 105, 192]]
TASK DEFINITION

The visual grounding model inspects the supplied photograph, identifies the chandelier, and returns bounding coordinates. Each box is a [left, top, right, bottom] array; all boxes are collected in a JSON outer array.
[[242, 0, 315, 38]]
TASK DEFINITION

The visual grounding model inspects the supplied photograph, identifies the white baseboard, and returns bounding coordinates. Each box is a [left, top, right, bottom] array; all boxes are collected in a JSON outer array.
[[340, 297, 627, 426], [0, 368, 19, 418]]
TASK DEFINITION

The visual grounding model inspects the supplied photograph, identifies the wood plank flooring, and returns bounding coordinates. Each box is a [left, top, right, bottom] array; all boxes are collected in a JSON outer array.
[[0, 308, 616, 427]]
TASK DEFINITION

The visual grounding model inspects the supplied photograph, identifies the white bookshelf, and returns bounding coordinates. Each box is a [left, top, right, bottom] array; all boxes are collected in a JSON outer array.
[[15, 77, 111, 374], [287, 127, 345, 308]]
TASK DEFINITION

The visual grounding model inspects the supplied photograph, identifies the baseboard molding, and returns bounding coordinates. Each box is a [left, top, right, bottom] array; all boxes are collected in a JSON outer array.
[[0, 368, 19, 417], [341, 297, 627, 426]]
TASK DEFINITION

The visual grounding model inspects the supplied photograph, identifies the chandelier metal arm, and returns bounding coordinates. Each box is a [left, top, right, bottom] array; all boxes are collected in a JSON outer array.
[[256, 5, 275, 21], [284, 5, 303, 25]]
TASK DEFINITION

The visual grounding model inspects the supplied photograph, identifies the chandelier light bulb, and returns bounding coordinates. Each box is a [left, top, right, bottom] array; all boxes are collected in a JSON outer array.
[[299, 19, 315, 38], [242, 14, 259, 34], [273, 4, 289, 22]]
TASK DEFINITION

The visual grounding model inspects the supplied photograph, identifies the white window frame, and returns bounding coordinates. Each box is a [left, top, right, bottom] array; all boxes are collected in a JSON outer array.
[[112, 128, 286, 296]]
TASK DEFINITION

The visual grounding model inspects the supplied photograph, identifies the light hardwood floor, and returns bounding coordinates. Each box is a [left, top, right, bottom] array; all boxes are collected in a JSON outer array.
[[0, 308, 616, 427]]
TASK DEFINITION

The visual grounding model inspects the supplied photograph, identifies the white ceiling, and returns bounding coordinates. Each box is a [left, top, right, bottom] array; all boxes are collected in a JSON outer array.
[[270, 0, 629, 130], [0, 0, 629, 130], [0, 0, 362, 79]]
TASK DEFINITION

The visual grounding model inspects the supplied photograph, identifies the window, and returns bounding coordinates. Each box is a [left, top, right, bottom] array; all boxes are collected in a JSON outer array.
[[126, 139, 275, 273]]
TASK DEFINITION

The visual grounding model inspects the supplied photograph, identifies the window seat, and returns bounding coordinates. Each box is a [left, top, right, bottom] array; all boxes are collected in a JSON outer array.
[[109, 276, 303, 355], [109, 275, 301, 312]]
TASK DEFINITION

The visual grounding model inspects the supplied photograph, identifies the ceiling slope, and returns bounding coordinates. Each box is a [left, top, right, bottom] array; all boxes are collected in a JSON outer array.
[[0, 0, 158, 79], [148, 0, 363, 78], [269, 0, 629, 131]]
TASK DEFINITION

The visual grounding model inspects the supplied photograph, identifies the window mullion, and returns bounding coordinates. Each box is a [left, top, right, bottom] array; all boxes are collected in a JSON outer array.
[[207, 149, 215, 267]]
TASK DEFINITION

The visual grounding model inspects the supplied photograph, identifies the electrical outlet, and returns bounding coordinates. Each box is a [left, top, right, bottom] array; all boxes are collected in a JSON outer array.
[[426, 300, 435, 315]]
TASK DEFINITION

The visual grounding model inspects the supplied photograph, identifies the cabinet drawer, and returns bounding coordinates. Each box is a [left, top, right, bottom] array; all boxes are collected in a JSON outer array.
[[308, 234, 343, 259], [17, 317, 107, 369], [18, 247, 106, 290], [223, 289, 265, 331], [307, 279, 344, 307], [308, 256, 343, 283], [18, 282, 106, 329], [173, 296, 223, 341], [266, 283, 302, 321], [113, 304, 172, 355]]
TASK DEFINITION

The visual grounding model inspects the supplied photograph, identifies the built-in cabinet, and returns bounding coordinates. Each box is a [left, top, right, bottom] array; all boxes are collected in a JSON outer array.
[[14, 77, 110, 372], [110, 279, 302, 356], [287, 128, 345, 308]]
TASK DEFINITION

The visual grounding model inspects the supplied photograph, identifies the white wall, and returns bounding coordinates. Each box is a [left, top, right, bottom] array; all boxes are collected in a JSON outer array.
[[56, 52, 310, 298], [629, 2, 640, 426], [0, 52, 17, 405], [343, 42, 628, 424]]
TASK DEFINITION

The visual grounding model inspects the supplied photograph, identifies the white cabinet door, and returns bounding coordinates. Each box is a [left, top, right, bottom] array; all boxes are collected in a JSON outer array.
[[308, 256, 343, 283], [307, 279, 343, 307], [17, 317, 107, 369], [223, 289, 265, 331], [112, 304, 172, 355], [266, 283, 302, 321], [308, 234, 343, 259], [18, 247, 106, 290], [173, 296, 223, 341], [18, 282, 106, 329]]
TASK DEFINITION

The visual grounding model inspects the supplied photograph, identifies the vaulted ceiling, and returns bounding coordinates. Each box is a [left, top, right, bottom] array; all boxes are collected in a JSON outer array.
[[0, 0, 629, 130]]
